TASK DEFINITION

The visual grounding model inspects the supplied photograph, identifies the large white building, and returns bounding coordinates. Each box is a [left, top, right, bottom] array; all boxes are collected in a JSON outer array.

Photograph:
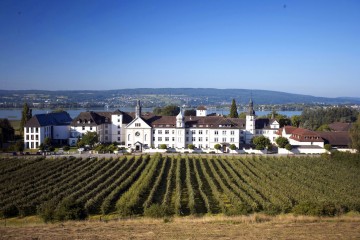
[[68, 99, 280, 152], [24, 112, 72, 149]]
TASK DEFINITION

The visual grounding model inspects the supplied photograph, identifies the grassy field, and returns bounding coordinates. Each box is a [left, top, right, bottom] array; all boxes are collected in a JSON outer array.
[[1, 215, 360, 239]]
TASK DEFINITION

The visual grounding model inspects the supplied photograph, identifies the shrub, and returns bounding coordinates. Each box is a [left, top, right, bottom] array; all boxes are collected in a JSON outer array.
[[275, 137, 289, 148], [37, 200, 58, 223], [1, 204, 19, 218], [55, 198, 88, 221], [143, 204, 169, 218], [62, 145, 70, 151], [324, 144, 332, 151], [187, 144, 195, 150], [229, 144, 237, 150], [159, 144, 167, 149], [214, 144, 221, 150], [292, 202, 323, 216], [285, 144, 293, 151]]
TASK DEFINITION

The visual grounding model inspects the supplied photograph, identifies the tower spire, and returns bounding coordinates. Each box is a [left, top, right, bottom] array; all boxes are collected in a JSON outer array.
[[135, 100, 142, 118]]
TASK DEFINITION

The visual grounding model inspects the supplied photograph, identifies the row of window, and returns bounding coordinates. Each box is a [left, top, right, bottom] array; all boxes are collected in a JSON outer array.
[[25, 127, 39, 133], [153, 129, 238, 135], [153, 137, 236, 143], [25, 135, 39, 140]]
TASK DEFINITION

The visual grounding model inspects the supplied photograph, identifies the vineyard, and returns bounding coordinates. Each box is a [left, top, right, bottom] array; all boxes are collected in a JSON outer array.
[[1, 152, 360, 220]]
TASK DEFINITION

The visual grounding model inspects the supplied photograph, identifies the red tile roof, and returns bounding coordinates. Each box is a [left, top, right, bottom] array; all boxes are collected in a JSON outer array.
[[290, 128, 323, 142]]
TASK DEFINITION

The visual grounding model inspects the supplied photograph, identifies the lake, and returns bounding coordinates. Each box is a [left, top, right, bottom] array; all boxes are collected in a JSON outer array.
[[0, 108, 302, 120]]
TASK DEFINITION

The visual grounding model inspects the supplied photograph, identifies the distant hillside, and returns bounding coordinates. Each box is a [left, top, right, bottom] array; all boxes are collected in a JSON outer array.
[[0, 88, 360, 107]]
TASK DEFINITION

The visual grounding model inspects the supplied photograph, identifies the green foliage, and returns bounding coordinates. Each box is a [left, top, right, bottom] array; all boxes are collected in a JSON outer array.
[[229, 99, 238, 118], [285, 144, 293, 151], [291, 115, 301, 127], [77, 131, 98, 149], [350, 114, 360, 152], [251, 136, 271, 150], [144, 204, 169, 218], [292, 202, 347, 216], [229, 144, 237, 150], [55, 198, 88, 221], [317, 124, 331, 131], [153, 105, 180, 116], [265, 111, 291, 127], [159, 144, 167, 149], [0, 118, 15, 148], [63, 145, 70, 151], [20, 103, 32, 135], [187, 144, 195, 150], [275, 137, 289, 148], [214, 144, 221, 150], [238, 112, 246, 119], [301, 107, 358, 131], [324, 144, 332, 151], [1, 153, 360, 220]]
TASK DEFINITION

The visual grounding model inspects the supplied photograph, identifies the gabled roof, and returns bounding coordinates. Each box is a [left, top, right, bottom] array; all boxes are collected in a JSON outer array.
[[71, 111, 111, 126], [328, 122, 352, 132], [277, 126, 297, 135], [25, 112, 72, 127], [318, 131, 351, 147], [290, 128, 323, 142]]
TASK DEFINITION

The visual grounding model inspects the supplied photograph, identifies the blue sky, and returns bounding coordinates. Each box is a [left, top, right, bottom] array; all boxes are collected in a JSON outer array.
[[1, 0, 359, 97]]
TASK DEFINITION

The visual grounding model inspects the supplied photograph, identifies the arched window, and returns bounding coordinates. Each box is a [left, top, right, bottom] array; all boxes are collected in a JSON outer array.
[[128, 134, 130, 141], [145, 134, 147, 141]]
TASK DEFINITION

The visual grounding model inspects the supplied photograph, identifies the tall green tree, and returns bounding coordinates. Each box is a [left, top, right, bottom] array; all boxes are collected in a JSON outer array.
[[251, 136, 272, 150], [291, 115, 301, 127], [229, 99, 239, 118], [350, 115, 360, 152], [0, 119, 14, 148], [20, 103, 32, 135], [78, 131, 98, 149], [153, 105, 180, 116]]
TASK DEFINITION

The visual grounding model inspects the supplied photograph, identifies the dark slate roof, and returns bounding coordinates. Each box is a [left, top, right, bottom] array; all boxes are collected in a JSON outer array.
[[71, 111, 112, 126], [25, 112, 72, 127], [317, 131, 351, 147]]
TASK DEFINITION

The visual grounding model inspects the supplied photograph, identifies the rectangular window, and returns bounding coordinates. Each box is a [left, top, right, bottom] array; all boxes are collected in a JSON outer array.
[[36, 127, 39, 133], [118, 137, 121, 141], [172, 130, 175, 134], [82, 126, 85, 130], [36, 135, 39, 140], [26, 135, 29, 140], [186, 137, 189, 142], [230, 131, 234, 135], [135, 123, 141, 127], [165, 130, 169, 134], [192, 137, 196, 141], [105, 136, 108, 141], [214, 131, 218, 135], [158, 137, 162, 141], [118, 119, 120, 122], [214, 137, 218, 142], [158, 130, 162, 134], [230, 138, 234, 142], [31, 135, 34, 140], [118, 131, 120, 134], [206, 137, 208, 141], [118, 125, 120, 129], [222, 130, 226, 135], [165, 137, 169, 141], [191, 130, 195, 134], [199, 137, 202, 141], [186, 131, 189, 134], [222, 137, 226, 142], [31, 128, 33, 133], [105, 130, 108, 134], [172, 137, 175, 141], [90, 127, 93, 130], [199, 130, 203, 134]]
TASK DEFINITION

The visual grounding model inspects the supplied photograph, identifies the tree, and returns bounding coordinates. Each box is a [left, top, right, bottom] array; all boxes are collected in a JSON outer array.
[[291, 115, 301, 127], [184, 109, 196, 116], [238, 112, 247, 119], [229, 99, 239, 118], [251, 136, 271, 150], [229, 144, 237, 150], [275, 137, 289, 148], [20, 103, 32, 135], [0, 118, 14, 148], [54, 197, 88, 221], [187, 144, 195, 150], [317, 124, 331, 131], [285, 144, 293, 151], [78, 131, 98, 149], [350, 114, 360, 152], [159, 144, 167, 149], [324, 144, 332, 151], [153, 105, 180, 116], [214, 144, 221, 151]]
